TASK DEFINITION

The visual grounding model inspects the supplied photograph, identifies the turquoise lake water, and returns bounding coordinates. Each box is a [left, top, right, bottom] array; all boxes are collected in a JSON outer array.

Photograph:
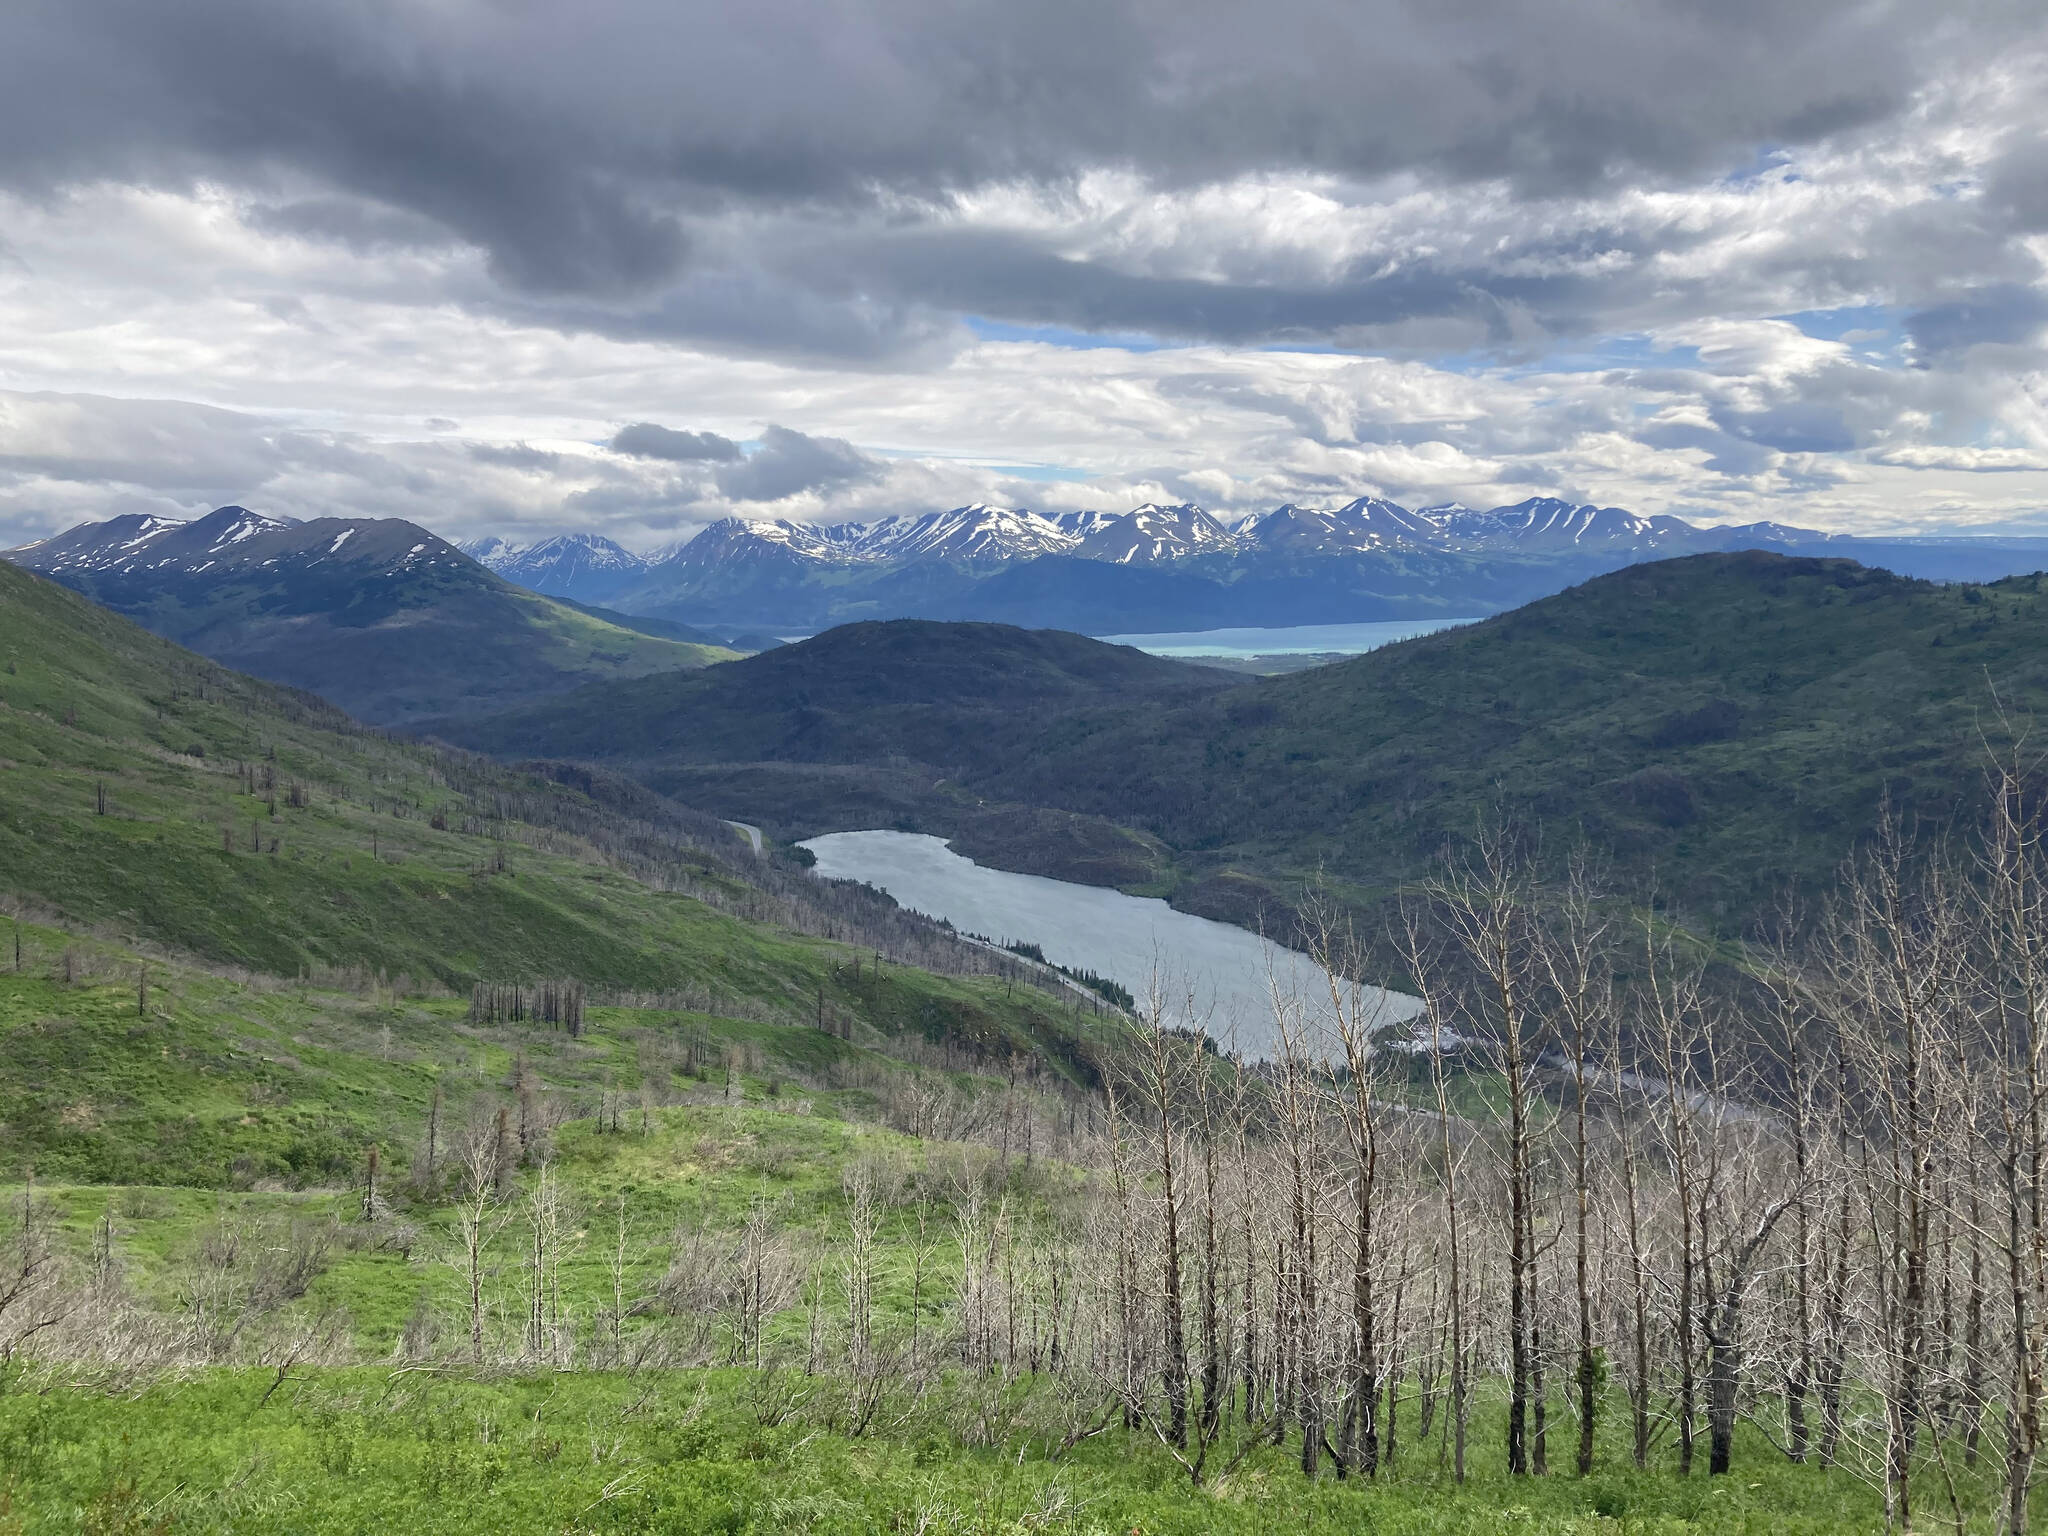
[[1097, 616, 1482, 657]]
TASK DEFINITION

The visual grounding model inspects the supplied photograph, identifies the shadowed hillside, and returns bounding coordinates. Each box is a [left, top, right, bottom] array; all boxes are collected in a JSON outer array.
[[431, 618, 1231, 775]]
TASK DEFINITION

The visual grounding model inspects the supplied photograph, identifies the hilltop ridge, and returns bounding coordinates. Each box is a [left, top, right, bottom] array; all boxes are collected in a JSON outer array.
[[6, 506, 735, 723]]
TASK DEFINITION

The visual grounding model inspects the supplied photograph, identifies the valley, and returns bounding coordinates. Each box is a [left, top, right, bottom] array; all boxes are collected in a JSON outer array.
[[5, 536, 2048, 1534], [12, 8, 2045, 1529], [801, 829, 1419, 1051], [435, 551, 2048, 947]]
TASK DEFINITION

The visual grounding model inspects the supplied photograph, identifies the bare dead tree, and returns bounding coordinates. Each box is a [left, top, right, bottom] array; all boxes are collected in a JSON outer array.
[[1822, 807, 1967, 1531], [451, 1120, 510, 1365], [1132, 977, 1191, 1450], [1309, 902, 1392, 1479], [1401, 905, 1471, 1483], [1535, 856, 1612, 1477], [523, 1161, 572, 1364], [1642, 915, 1708, 1476], [1268, 958, 1327, 1478], [0, 1173, 67, 1367], [1976, 737, 2048, 1534], [1431, 819, 1540, 1477]]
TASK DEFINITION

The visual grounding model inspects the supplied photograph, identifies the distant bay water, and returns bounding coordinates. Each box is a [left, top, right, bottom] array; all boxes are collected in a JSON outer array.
[[1097, 616, 1482, 658], [801, 830, 1420, 1056]]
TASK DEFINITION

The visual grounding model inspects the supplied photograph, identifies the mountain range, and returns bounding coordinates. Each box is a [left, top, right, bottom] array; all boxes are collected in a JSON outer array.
[[464, 496, 2048, 634], [3, 505, 735, 724]]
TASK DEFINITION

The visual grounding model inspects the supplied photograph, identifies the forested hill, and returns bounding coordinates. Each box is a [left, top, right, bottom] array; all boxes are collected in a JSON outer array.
[[434, 552, 2048, 936], [970, 551, 2048, 930], [429, 618, 1233, 774]]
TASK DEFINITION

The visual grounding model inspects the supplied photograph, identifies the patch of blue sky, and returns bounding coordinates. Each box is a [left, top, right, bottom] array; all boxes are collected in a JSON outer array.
[[985, 464, 1092, 483], [889, 445, 1091, 481], [1440, 332, 1705, 379], [1536, 333, 1705, 374], [1721, 143, 1798, 187], [1777, 304, 1903, 346], [965, 317, 1174, 352]]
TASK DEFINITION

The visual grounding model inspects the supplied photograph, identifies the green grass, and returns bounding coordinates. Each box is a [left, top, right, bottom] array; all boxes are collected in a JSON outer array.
[[0, 1098, 1906, 1535], [0, 1036, 1965, 1536], [0, 552, 749, 985], [0, 561, 1114, 1077], [0, 914, 1102, 1191], [11, 1104, 957, 1348], [0, 1366, 1900, 1534], [0, 1089, 1967, 1535]]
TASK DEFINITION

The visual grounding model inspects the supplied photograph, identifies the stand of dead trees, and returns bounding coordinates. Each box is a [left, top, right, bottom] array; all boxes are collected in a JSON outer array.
[[24, 767, 2048, 1531], [469, 979, 585, 1035]]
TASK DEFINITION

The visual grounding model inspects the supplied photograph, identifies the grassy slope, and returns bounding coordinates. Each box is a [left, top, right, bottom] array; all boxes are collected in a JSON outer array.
[[0, 560, 1114, 1174], [3, 1088, 1886, 1534], [0, 1349, 1879, 1534], [0, 562, 1930, 1533], [0, 915, 1044, 1188], [0, 557, 781, 987], [1, 556, 729, 984]]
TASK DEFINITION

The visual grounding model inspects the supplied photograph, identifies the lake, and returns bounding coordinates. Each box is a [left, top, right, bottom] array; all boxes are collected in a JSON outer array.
[[801, 830, 1420, 1056], [1096, 617, 1482, 658]]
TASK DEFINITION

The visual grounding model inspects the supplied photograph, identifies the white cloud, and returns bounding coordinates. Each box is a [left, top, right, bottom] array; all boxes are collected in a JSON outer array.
[[0, 29, 2045, 546]]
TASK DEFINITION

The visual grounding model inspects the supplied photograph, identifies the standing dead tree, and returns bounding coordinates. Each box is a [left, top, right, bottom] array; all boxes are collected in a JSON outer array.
[[1305, 903, 1397, 1480], [1431, 820, 1542, 1477], [1534, 858, 1613, 1478], [450, 1119, 513, 1365], [1818, 809, 1967, 1533]]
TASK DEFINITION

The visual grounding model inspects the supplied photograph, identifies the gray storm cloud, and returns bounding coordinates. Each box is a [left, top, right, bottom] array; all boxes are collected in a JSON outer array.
[[0, 0, 2029, 351], [717, 427, 885, 503], [610, 424, 743, 463]]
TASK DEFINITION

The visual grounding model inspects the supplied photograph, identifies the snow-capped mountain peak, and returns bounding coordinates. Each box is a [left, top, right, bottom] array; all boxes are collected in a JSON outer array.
[[460, 532, 650, 601], [459, 534, 521, 565], [870, 505, 1075, 562], [4, 506, 475, 586], [1074, 502, 1232, 564], [196, 505, 296, 550]]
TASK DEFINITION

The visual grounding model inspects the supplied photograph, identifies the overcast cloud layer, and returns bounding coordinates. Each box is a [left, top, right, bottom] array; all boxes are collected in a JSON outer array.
[[2, 0, 2047, 548]]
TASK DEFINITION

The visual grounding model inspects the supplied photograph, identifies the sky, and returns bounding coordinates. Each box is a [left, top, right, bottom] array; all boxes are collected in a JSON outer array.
[[2, 0, 2047, 551]]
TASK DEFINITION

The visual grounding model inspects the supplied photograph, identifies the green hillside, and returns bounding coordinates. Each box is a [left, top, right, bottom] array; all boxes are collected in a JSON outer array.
[[7, 510, 735, 723], [437, 553, 2048, 934], [0, 556, 1111, 1088], [986, 551, 2048, 930], [429, 617, 1229, 772]]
